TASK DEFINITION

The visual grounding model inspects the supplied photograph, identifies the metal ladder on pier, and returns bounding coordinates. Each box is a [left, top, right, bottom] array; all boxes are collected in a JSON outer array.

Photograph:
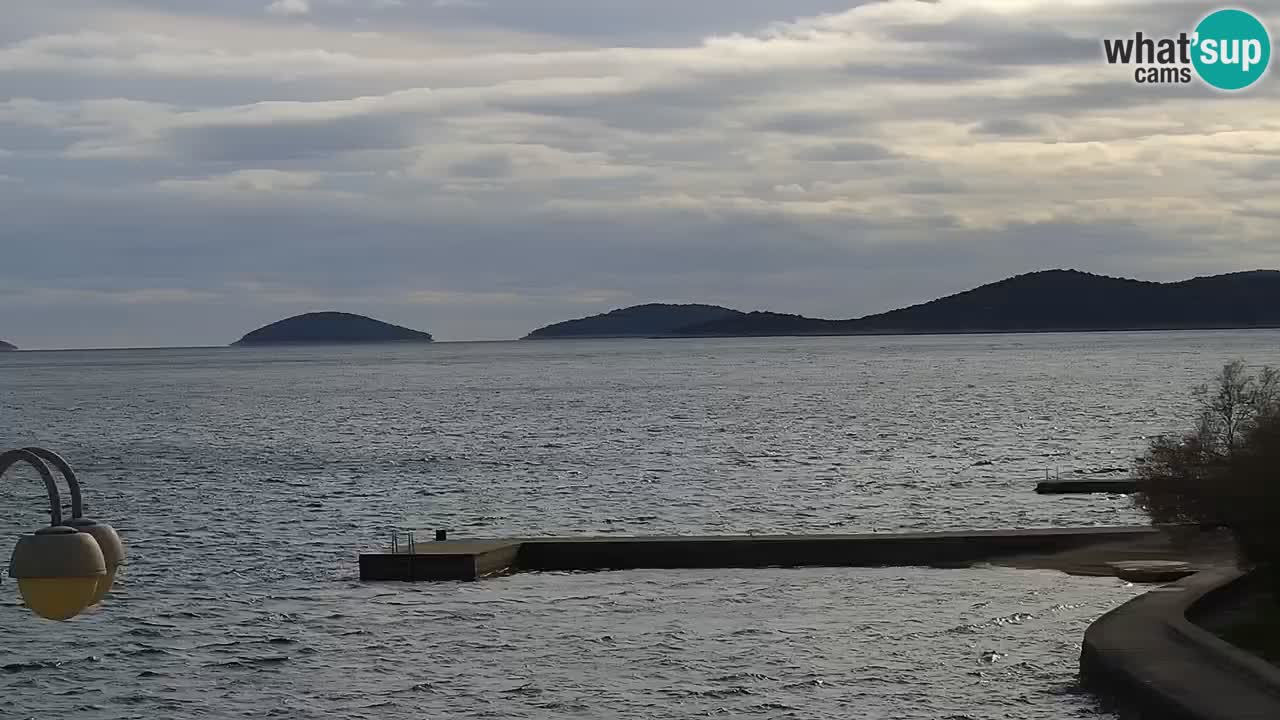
[[388, 528, 417, 554]]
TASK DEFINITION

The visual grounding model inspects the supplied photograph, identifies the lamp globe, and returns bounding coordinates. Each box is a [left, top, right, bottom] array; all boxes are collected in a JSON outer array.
[[8, 526, 106, 621], [66, 517, 124, 605]]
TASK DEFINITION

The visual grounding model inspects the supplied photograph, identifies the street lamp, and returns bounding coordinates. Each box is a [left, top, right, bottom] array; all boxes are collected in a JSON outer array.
[[22, 447, 125, 605], [1, 448, 124, 621]]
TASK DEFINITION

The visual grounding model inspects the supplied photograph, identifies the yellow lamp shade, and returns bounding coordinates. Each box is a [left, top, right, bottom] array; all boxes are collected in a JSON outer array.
[[8, 526, 106, 621], [17, 577, 101, 621], [67, 518, 124, 605], [91, 567, 118, 606]]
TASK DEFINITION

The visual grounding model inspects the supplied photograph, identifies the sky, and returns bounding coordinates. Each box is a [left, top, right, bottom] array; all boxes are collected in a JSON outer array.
[[2, 0, 1279, 348]]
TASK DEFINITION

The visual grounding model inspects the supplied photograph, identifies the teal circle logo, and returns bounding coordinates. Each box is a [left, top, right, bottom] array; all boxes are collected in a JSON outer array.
[[1192, 8, 1271, 90]]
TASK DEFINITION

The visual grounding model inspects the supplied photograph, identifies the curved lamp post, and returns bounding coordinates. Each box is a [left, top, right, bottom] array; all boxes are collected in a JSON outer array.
[[1, 448, 123, 621], [23, 447, 126, 605]]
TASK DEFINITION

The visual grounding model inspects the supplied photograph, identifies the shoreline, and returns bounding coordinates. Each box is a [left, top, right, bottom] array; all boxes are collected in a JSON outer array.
[[1080, 568, 1280, 719]]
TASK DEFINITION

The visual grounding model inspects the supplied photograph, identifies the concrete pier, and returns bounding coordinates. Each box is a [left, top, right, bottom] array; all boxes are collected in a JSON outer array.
[[360, 540, 521, 581], [359, 526, 1160, 582], [1035, 478, 1140, 494]]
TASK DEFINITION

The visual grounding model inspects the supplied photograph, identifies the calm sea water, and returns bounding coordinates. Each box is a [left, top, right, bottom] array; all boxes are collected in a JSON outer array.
[[2, 331, 1276, 718]]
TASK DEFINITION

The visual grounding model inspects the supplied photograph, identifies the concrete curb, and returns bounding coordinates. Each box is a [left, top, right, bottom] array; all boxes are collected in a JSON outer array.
[[1081, 568, 1280, 719]]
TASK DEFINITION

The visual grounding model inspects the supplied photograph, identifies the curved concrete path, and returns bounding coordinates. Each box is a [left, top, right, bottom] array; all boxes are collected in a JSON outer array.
[[1081, 569, 1280, 719]]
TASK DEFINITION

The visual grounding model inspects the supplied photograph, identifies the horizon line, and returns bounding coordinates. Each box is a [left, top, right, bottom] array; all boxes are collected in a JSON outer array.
[[7, 326, 1280, 353]]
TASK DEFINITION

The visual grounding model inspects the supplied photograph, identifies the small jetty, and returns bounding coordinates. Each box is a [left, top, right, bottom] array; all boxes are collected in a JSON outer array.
[[1035, 478, 1140, 494], [359, 526, 1160, 582]]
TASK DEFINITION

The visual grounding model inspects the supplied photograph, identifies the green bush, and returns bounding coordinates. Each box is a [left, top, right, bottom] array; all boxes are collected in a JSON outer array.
[[1135, 360, 1280, 569]]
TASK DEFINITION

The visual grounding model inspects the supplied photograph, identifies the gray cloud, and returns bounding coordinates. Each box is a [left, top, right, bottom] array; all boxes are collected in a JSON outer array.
[[1239, 158, 1280, 181], [755, 110, 863, 135], [898, 179, 966, 195], [971, 118, 1041, 136], [166, 112, 426, 163], [795, 141, 896, 162], [493, 68, 843, 132], [841, 60, 1010, 83], [448, 152, 513, 178], [388, 0, 878, 43], [884, 13, 1100, 66]]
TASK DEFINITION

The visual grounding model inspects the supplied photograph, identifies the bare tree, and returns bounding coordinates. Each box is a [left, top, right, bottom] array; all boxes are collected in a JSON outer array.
[[1136, 360, 1280, 578], [1192, 360, 1280, 454]]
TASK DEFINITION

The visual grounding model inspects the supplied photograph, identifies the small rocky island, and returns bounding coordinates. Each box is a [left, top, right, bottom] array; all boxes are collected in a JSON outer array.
[[0, 340, 16, 351], [232, 312, 433, 346], [525, 303, 743, 339]]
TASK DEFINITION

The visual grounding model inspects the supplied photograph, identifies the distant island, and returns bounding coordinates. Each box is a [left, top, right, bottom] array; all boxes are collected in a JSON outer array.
[[232, 312, 434, 346], [525, 270, 1280, 339], [0, 340, 15, 351], [524, 303, 743, 339]]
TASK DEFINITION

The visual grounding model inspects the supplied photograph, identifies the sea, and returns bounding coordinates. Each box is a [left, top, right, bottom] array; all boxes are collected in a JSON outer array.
[[2, 330, 1275, 719]]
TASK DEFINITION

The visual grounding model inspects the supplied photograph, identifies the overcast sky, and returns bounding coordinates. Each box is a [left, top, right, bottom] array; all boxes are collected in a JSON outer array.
[[2, 0, 1278, 348]]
